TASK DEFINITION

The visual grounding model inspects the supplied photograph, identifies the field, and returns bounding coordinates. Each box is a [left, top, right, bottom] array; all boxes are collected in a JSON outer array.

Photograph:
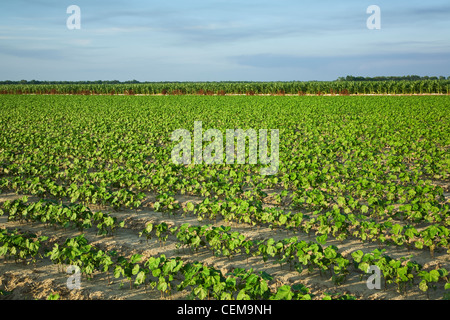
[[0, 94, 449, 300]]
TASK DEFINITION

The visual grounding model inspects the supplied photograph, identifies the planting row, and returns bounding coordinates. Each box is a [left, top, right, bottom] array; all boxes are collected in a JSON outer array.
[[139, 221, 450, 297], [0, 229, 355, 300], [183, 197, 450, 257]]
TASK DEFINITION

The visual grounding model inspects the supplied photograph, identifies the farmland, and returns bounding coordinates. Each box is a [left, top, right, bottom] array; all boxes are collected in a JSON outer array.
[[0, 94, 449, 300]]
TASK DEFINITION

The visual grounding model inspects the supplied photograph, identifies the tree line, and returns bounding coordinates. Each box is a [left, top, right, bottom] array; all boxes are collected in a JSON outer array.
[[0, 76, 449, 85], [337, 75, 449, 82]]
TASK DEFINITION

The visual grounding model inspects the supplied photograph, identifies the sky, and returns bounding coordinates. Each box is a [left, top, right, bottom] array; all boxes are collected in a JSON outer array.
[[0, 0, 449, 81]]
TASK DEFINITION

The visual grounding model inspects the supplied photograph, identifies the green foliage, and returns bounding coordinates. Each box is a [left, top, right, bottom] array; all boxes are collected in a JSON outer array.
[[0, 228, 48, 264], [0, 94, 449, 301]]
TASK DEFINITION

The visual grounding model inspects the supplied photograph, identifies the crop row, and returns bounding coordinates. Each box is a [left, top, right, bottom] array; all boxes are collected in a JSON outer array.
[[3, 193, 447, 259], [139, 222, 450, 297], [0, 177, 145, 210], [0, 230, 354, 300], [183, 197, 450, 257], [0, 197, 124, 236]]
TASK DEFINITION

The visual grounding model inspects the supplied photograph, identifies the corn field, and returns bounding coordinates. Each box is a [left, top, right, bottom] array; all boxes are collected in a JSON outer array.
[[0, 80, 449, 96]]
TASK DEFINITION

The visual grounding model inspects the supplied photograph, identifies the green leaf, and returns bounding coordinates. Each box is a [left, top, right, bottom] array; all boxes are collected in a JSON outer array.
[[351, 250, 364, 263], [157, 278, 168, 293], [272, 285, 293, 300], [134, 271, 146, 285], [46, 293, 60, 300], [186, 202, 195, 211], [391, 224, 403, 235], [259, 271, 273, 282], [132, 264, 140, 275], [237, 289, 250, 300], [359, 262, 370, 273], [316, 234, 327, 245], [130, 254, 142, 264], [415, 241, 424, 249], [429, 270, 440, 282], [419, 280, 428, 292], [114, 266, 124, 278]]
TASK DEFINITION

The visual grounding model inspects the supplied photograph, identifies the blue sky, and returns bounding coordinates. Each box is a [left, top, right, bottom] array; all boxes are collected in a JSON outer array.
[[0, 0, 449, 81]]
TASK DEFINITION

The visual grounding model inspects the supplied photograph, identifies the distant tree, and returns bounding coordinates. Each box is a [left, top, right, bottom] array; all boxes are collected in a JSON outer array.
[[335, 75, 450, 82]]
